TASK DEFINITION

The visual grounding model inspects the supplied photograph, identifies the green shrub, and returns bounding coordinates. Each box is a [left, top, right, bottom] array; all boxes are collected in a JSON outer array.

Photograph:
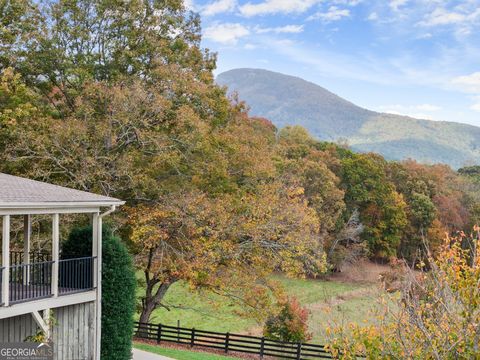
[[63, 225, 136, 360]]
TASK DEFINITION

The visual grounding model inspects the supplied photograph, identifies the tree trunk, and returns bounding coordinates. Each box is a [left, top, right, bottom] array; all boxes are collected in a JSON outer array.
[[138, 299, 157, 325], [137, 281, 174, 337]]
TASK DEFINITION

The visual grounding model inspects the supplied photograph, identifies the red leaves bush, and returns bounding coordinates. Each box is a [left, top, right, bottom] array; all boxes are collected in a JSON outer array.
[[263, 297, 312, 343]]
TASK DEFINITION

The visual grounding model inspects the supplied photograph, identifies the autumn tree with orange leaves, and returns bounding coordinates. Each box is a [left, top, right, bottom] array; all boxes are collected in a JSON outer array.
[[128, 182, 327, 324]]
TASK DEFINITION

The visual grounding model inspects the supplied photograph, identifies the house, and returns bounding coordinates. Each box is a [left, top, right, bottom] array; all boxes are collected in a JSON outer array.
[[0, 173, 124, 360]]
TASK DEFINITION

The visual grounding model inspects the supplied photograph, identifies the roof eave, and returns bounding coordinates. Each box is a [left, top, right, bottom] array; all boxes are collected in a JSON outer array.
[[0, 200, 125, 209]]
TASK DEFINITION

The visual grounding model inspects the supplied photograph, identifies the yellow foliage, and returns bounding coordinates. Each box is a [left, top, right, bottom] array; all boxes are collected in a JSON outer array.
[[327, 232, 480, 359]]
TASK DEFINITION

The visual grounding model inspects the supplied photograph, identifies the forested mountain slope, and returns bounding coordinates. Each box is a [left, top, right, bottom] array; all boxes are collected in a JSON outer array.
[[217, 68, 480, 169]]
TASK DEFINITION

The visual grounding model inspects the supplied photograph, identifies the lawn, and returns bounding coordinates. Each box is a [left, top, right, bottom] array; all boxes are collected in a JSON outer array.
[[135, 274, 258, 333], [135, 273, 385, 343], [134, 342, 239, 360]]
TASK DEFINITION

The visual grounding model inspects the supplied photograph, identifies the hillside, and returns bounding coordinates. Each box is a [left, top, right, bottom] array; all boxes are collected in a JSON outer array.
[[217, 68, 480, 168]]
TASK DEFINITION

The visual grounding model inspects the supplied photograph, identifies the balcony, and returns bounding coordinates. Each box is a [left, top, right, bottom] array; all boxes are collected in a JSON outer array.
[[0, 251, 96, 306]]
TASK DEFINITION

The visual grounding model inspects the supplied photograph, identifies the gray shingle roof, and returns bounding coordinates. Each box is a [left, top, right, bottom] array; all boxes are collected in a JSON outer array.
[[0, 173, 123, 207]]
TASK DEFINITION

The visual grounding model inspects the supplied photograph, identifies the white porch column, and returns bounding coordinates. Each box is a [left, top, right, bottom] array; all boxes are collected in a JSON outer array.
[[23, 215, 31, 285], [51, 214, 59, 298], [92, 212, 102, 360], [2, 215, 10, 306]]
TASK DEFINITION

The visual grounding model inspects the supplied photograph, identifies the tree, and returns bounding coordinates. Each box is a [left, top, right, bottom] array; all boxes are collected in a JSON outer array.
[[129, 184, 326, 324], [401, 161, 470, 231], [63, 226, 136, 360], [341, 153, 407, 259], [0, 0, 330, 327], [0, 68, 41, 165], [1, 0, 216, 104], [0, 0, 229, 194], [277, 126, 346, 237], [276, 127, 346, 267], [264, 297, 312, 343]]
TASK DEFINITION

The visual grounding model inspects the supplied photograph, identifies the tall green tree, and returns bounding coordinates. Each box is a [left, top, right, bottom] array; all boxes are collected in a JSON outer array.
[[341, 153, 407, 259], [277, 126, 346, 242]]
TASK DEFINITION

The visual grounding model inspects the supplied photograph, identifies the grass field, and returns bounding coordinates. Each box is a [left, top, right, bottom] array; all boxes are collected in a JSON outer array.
[[134, 342, 238, 360], [135, 273, 385, 343]]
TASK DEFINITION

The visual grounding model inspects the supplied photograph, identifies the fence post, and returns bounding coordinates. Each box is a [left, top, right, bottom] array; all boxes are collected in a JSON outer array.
[[191, 328, 195, 347], [296, 342, 302, 360], [225, 332, 230, 353], [157, 324, 162, 344], [177, 320, 180, 342], [260, 337, 265, 359]]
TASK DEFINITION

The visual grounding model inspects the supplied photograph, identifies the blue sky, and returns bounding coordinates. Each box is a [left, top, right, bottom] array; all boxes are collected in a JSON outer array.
[[187, 0, 480, 126]]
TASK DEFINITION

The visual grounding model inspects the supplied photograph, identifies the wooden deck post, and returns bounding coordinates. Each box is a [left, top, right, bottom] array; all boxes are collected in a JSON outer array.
[[23, 215, 31, 285], [2, 215, 10, 306], [51, 214, 59, 298], [92, 212, 102, 360]]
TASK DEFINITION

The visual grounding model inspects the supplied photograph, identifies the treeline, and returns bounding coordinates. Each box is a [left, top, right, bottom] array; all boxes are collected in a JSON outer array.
[[1, 0, 479, 325], [277, 126, 480, 265]]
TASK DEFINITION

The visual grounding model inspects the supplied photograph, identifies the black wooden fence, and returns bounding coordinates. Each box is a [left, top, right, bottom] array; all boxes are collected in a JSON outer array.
[[134, 322, 336, 359]]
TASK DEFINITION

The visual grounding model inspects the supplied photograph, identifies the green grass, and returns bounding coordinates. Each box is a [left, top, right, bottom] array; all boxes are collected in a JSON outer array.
[[135, 273, 385, 343], [271, 275, 360, 303], [135, 276, 257, 333], [134, 342, 238, 360]]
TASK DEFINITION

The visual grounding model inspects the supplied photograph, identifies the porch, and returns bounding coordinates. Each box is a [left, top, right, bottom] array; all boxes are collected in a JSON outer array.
[[0, 250, 95, 305], [0, 173, 123, 360], [0, 213, 102, 311]]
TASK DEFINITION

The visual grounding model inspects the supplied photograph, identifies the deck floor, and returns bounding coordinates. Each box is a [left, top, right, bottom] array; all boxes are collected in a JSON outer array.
[[0, 283, 91, 304]]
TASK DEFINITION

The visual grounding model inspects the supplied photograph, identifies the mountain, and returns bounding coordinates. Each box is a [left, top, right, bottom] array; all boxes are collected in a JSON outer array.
[[217, 68, 480, 169]]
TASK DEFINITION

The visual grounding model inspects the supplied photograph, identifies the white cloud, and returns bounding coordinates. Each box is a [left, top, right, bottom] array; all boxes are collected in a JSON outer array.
[[201, 0, 236, 16], [384, 110, 436, 120], [452, 72, 480, 93], [367, 12, 378, 21], [420, 8, 467, 26], [203, 22, 306, 45], [239, 0, 319, 17], [377, 103, 442, 120], [419, 7, 480, 27], [309, 6, 350, 22], [469, 96, 480, 112], [390, 0, 408, 12], [416, 104, 441, 112], [256, 25, 304, 34], [203, 23, 250, 45], [471, 102, 480, 112], [416, 32, 432, 39], [184, 0, 196, 11], [334, 0, 362, 5]]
